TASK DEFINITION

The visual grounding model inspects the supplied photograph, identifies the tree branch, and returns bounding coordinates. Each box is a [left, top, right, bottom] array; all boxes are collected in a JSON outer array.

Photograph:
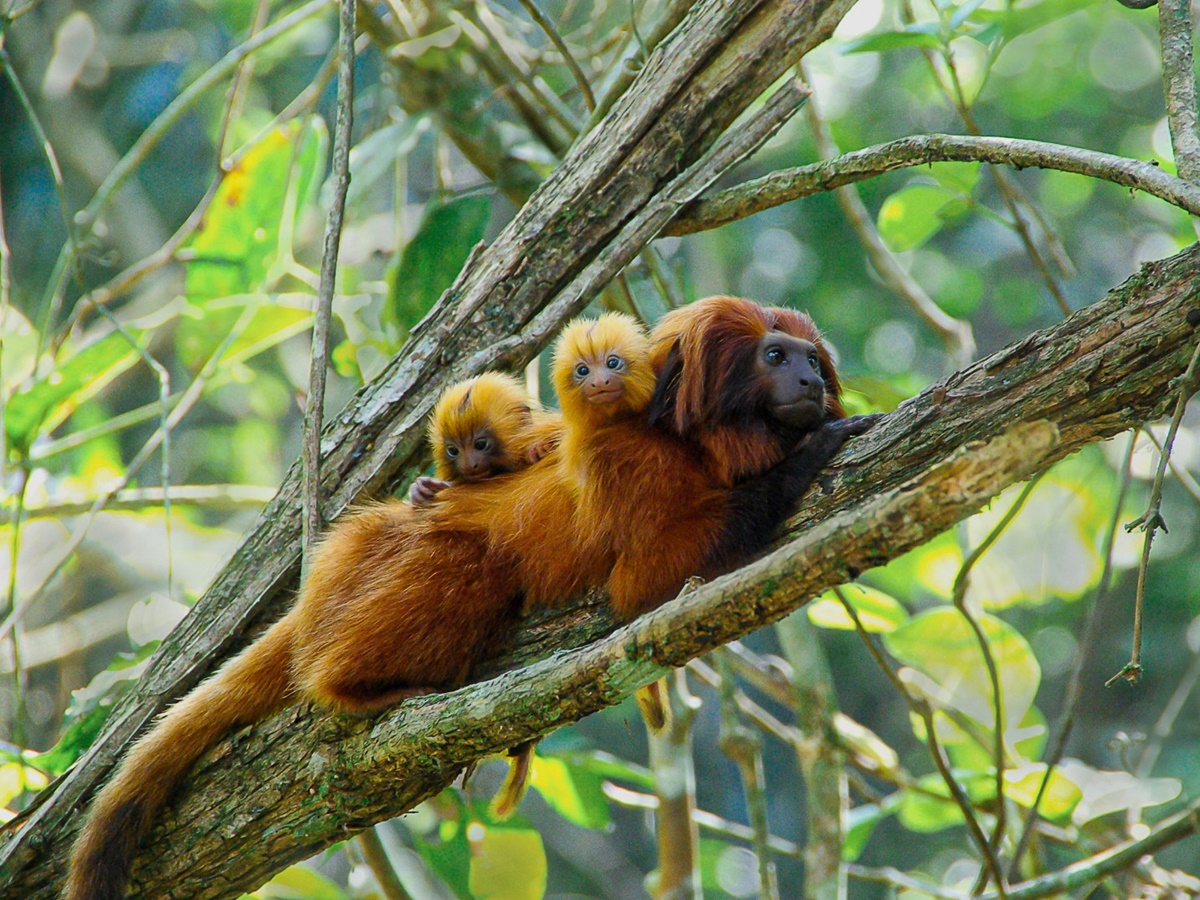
[[9, 240, 1200, 899], [669, 133, 1200, 235], [0, 0, 856, 888]]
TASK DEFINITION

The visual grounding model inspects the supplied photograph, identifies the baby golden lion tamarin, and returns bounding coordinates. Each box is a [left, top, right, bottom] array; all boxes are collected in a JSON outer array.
[[492, 312, 664, 818], [409, 371, 562, 507]]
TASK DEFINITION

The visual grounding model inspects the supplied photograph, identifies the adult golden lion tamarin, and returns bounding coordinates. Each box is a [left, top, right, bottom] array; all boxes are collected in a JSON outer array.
[[66, 300, 876, 898]]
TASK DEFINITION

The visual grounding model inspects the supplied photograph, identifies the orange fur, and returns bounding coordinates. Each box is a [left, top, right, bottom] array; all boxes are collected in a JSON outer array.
[[66, 500, 522, 900], [68, 318, 654, 890], [66, 301, 867, 896]]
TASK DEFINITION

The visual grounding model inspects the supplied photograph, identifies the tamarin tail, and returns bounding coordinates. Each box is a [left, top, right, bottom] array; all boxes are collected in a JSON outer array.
[[490, 741, 536, 820], [635, 679, 669, 733], [65, 617, 297, 900]]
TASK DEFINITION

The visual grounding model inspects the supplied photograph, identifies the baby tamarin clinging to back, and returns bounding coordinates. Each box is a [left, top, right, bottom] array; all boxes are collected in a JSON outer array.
[[409, 371, 562, 507]]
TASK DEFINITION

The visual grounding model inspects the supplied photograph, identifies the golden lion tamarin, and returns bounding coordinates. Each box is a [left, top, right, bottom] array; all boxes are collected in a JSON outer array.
[[409, 371, 562, 507], [491, 312, 660, 817], [65, 301, 876, 897]]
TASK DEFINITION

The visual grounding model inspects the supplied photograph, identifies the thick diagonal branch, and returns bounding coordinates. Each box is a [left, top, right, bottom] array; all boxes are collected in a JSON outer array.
[[11, 238, 1200, 900]]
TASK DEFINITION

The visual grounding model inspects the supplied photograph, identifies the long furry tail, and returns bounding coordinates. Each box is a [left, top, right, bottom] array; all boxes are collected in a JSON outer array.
[[636, 679, 668, 733], [65, 617, 296, 900], [490, 741, 536, 820]]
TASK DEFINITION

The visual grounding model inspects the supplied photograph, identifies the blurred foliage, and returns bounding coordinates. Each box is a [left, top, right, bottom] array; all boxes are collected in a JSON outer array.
[[2, 0, 1200, 897]]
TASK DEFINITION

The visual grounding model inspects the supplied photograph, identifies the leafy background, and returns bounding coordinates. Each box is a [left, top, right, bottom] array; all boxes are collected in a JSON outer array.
[[2, 0, 1199, 897]]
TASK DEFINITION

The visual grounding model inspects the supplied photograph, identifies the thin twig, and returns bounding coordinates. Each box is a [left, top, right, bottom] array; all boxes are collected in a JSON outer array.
[[356, 826, 414, 900], [4, 485, 275, 523], [950, 472, 1044, 895], [515, 0, 595, 111], [847, 864, 967, 899], [834, 587, 1009, 897], [476, 79, 812, 371], [981, 796, 1200, 900], [41, 0, 332, 341], [717, 656, 779, 900], [1108, 341, 1200, 686], [801, 66, 975, 368], [603, 782, 802, 857], [1007, 437, 1136, 880], [0, 305, 259, 645], [303, 0, 355, 558], [775, 608, 847, 900], [1141, 427, 1200, 504], [905, 0, 1070, 313], [648, 669, 702, 900]]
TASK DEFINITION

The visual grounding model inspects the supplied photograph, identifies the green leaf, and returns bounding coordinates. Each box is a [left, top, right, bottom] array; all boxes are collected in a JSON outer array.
[[245, 865, 348, 899], [184, 119, 326, 302], [414, 795, 472, 899], [558, 749, 656, 791], [467, 816, 547, 900], [383, 193, 492, 348], [175, 296, 311, 373], [961, 476, 1108, 608], [1057, 760, 1182, 826], [984, 0, 1100, 42], [343, 115, 430, 210], [28, 704, 112, 777], [1, 306, 39, 394], [0, 760, 49, 814], [4, 330, 144, 454], [884, 608, 1041, 733], [807, 584, 909, 632], [877, 184, 968, 252], [844, 794, 901, 861], [843, 27, 941, 54], [1004, 763, 1083, 822], [927, 161, 982, 195], [948, 0, 991, 31], [32, 643, 158, 776], [529, 754, 612, 830], [898, 771, 993, 832]]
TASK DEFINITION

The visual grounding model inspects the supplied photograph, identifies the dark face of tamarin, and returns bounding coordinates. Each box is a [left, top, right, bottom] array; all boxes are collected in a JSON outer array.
[[751, 330, 830, 430]]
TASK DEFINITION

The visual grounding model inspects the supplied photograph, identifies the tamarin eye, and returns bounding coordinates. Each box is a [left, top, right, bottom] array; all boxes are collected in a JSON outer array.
[[575, 363, 590, 378], [445, 445, 460, 458], [606, 355, 622, 370], [474, 437, 493, 452], [808, 353, 820, 370], [764, 346, 785, 366]]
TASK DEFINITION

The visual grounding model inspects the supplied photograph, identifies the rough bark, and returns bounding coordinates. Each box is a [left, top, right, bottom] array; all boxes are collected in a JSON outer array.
[[5, 237, 1200, 899]]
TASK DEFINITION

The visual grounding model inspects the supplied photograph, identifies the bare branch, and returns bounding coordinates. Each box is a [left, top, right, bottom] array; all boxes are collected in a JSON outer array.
[[1158, 0, 1200, 185], [670, 133, 1200, 235]]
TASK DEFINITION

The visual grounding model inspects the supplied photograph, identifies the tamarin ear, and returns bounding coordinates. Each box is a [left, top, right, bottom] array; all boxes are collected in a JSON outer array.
[[646, 342, 683, 429]]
